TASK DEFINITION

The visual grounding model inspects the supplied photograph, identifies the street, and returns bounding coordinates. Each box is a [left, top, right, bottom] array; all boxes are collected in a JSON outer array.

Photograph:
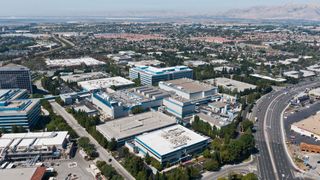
[[50, 101, 135, 180]]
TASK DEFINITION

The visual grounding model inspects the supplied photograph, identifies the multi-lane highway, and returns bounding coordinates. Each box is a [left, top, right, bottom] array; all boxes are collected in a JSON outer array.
[[253, 81, 320, 180]]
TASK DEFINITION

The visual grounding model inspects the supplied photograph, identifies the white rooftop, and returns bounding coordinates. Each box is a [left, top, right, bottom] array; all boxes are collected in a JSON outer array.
[[78, 76, 134, 91], [96, 111, 176, 141], [45, 57, 105, 67], [209, 77, 256, 92], [135, 124, 209, 156], [0, 131, 68, 148]]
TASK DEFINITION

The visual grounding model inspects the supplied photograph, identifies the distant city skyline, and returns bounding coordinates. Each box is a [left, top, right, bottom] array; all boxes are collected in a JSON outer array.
[[0, 0, 319, 17]]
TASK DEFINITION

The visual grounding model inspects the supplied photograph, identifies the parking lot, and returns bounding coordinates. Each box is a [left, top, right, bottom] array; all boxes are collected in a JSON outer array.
[[284, 101, 320, 146], [53, 152, 94, 180]]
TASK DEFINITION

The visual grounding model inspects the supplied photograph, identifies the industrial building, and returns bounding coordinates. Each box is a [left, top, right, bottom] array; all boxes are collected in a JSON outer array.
[[291, 113, 320, 141], [60, 72, 110, 83], [0, 99, 41, 131], [163, 96, 195, 119], [92, 86, 170, 119], [96, 111, 176, 144], [159, 78, 218, 118], [78, 76, 134, 91], [283, 70, 315, 79], [0, 131, 70, 161], [129, 65, 193, 85], [45, 57, 106, 68], [193, 113, 230, 129], [0, 64, 33, 93], [159, 78, 218, 100], [205, 77, 257, 92], [126, 124, 209, 164], [250, 74, 286, 82]]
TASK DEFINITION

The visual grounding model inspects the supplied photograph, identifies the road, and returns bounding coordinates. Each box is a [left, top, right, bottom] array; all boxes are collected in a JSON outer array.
[[252, 81, 320, 180], [201, 156, 257, 180], [50, 101, 135, 180]]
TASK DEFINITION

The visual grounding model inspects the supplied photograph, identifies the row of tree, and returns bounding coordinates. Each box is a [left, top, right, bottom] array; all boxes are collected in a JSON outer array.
[[41, 100, 78, 138], [67, 108, 117, 151], [78, 137, 99, 159]]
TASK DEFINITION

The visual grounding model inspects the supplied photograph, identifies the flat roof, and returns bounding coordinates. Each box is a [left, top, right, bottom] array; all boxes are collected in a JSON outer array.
[[96, 111, 176, 141], [0, 99, 40, 116], [292, 113, 320, 136], [250, 74, 286, 82], [45, 57, 105, 67], [135, 124, 209, 156], [132, 65, 192, 75], [197, 113, 231, 128], [60, 72, 110, 83], [0, 167, 39, 180], [309, 88, 320, 96], [207, 77, 256, 92], [100, 86, 171, 107], [78, 76, 134, 91], [160, 78, 216, 94], [0, 89, 28, 102], [0, 63, 29, 71], [0, 131, 68, 148]]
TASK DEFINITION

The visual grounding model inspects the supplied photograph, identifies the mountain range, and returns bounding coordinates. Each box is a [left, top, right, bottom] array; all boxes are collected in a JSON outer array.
[[221, 3, 320, 21]]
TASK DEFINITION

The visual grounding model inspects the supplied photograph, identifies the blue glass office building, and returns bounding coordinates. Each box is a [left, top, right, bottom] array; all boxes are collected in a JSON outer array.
[[0, 99, 41, 131], [129, 66, 193, 85]]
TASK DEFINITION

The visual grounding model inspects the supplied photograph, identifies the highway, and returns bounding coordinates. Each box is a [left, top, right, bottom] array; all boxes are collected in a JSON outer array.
[[253, 81, 320, 180], [50, 101, 135, 180]]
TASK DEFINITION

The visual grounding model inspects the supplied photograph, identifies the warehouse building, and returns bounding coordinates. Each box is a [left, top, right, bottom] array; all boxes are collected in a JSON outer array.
[[96, 111, 176, 144], [45, 57, 105, 68], [126, 124, 209, 164], [60, 72, 110, 83], [78, 76, 134, 91], [205, 77, 256, 92], [129, 65, 193, 85], [291, 113, 320, 141]]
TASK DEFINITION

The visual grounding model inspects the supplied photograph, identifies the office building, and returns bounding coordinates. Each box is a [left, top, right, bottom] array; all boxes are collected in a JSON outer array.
[[126, 124, 209, 164], [0, 99, 41, 131], [96, 111, 176, 144], [0, 89, 29, 102], [163, 96, 195, 119], [129, 65, 193, 85], [0, 64, 33, 93], [159, 78, 218, 118], [92, 86, 170, 119]]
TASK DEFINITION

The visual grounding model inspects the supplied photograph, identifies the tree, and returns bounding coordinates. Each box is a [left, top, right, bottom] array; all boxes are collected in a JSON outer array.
[[241, 173, 258, 180], [145, 153, 151, 164], [240, 119, 254, 132], [204, 159, 220, 171], [108, 138, 117, 151], [131, 106, 144, 115]]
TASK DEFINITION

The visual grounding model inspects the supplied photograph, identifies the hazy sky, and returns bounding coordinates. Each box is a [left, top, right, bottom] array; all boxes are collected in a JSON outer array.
[[0, 0, 318, 16]]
